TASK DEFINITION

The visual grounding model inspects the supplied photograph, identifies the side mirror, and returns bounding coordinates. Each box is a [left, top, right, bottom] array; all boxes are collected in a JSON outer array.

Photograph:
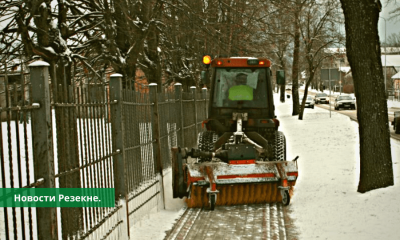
[[276, 70, 285, 85], [201, 70, 209, 84]]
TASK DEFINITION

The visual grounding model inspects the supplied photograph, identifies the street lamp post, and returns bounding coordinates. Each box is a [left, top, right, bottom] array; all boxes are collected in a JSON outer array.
[[380, 16, 387, 94], [339, 58, 342, 95], [329, 57, 332, 118], [339, 58, 344, 95]]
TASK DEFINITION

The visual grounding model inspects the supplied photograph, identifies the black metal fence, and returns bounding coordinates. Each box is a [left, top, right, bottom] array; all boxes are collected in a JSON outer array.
[[0, 62, 208, 239]]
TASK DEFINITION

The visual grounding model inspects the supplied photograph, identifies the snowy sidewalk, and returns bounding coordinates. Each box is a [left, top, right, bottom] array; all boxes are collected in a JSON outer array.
[[277, 98, 400, 240], [131, 92, 400, 240]]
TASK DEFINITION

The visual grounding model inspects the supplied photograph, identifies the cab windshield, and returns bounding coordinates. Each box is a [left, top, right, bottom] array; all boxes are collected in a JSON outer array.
[[338, 96, 352, 100], [212, 68, 268, 108]]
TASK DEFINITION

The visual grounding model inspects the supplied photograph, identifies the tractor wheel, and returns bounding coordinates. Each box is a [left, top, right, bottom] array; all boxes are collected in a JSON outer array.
[[282, 190, 291, 206], [395, 118, 400, 134], [172, 148, 188, 198], [274, 131, 287, 161], [197, 131, 218, 162], [209, 194, 216, 210]]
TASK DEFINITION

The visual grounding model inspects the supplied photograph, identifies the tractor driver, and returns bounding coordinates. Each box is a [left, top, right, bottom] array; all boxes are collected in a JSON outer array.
[[234, 73, 248, 86], [228, 73, 253, 101]]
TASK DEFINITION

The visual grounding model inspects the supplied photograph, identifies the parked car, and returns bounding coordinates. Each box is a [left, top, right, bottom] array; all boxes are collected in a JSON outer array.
[[334, 95, 356, 110], [314, 92, 329, 104], [300, 95, 315, 109], [391, 111, 400, 134]]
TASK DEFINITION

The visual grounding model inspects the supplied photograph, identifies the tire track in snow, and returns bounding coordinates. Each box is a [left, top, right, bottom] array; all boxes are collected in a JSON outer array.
[[165, 203, 294, 240]]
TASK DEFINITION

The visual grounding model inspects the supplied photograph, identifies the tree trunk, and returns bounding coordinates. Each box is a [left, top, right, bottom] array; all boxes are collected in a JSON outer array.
[[279, 63, 286, 103], [55, 60, 83, 238], [291, 14, 300, 116], [299, 71, 315, 120], [143, 24, 163, 92], [280, 84, 286, 103], [340, 0, 393, 192]]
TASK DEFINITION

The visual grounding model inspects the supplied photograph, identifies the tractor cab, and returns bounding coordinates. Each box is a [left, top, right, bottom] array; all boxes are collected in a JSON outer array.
[[201, 56, 276, 136], [213, 67, 268, 107]]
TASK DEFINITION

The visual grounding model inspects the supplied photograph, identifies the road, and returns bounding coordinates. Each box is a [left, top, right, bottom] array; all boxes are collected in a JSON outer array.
[[289, 89, 400, 141]]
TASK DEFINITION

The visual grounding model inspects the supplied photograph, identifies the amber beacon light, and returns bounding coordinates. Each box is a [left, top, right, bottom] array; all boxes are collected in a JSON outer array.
[[203, 55, 212, 65]]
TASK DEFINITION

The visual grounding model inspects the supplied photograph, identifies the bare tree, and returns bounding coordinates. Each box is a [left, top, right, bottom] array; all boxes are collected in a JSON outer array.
[[387, 0, 400, 20], [383, 32, 400, 47], [139, 5, 163, 92], [298, 0, 344, 120], [258, 3, 293, 103], [159, 0, 205, 91], [268, 0, 309, 115], [340, 0, 393, 192], [93, 0, 163, 88], [159, 0, 258, 91]]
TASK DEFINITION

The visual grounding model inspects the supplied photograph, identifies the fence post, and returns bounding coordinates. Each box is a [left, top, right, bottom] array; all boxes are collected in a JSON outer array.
[[202, 87, 208, 119], [109, 74, 129, 239], [174, 83, 184, 147], [29, 61, 58, 240], [190, 86, 198, 139], [149, 84, 165, 209]]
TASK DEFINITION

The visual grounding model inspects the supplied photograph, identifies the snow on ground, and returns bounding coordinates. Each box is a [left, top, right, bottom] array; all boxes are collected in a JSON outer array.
[[131, 168, 186, 240], [278, 96, 400, 240], [387, 99, 400, 109], [131, 92, 400, 240]]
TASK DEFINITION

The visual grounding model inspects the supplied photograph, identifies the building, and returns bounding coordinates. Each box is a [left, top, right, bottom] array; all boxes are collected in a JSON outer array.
[[381, 55, 400, 91], [391, 71, 400, 99], [323, 48, 400, 94], [0, 59, 30, 121]]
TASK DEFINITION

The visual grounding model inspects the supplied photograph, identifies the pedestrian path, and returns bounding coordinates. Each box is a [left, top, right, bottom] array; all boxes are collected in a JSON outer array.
[[165, 203, 299, 240]]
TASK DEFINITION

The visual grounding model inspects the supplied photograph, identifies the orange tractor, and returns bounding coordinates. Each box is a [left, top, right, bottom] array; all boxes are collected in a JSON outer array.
[[172, 56, 299, 210]]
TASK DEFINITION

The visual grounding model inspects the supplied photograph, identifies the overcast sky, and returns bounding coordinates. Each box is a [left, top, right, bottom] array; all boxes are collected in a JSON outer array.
[[379, 0, 400, 41]]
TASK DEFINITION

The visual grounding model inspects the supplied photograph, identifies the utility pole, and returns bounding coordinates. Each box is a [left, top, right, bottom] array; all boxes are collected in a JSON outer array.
[[329, 58, 332, 118], [339, 58, 344, 95]]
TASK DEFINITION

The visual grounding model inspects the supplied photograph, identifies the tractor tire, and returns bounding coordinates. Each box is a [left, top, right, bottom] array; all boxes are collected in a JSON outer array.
[[282, 190, 291, 206], [197, 131, 218, 162], [209, 194, 216, 210], [395, 118, 400, 134], [274, 131, 287, 161]]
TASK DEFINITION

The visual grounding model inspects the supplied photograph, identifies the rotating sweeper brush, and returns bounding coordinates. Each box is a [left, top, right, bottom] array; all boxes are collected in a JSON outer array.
[[172, 56, 299, 210]]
